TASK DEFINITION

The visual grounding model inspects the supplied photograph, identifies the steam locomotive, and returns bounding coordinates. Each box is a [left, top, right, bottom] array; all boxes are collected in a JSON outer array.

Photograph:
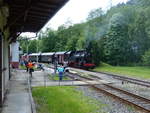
[[27, 50, 95, 69]]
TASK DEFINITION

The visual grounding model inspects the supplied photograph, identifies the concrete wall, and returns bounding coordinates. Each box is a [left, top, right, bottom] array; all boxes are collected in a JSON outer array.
[[0, 2, 10, 105], [3, 39, 9, 94]]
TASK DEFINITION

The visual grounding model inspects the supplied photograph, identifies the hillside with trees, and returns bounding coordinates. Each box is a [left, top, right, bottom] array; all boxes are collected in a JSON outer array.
[[20, 0, 150, 66]]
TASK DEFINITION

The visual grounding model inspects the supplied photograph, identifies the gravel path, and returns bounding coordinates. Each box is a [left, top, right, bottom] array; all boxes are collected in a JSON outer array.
[[76, 86, 143, 113]]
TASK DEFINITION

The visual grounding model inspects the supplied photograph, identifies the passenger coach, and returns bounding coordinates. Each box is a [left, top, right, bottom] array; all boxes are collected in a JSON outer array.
[[27, 50, 95, 69]]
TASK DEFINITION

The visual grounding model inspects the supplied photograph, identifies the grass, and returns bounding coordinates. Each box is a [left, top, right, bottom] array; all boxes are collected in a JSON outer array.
[[19, 65, 27, 70], [32, 86, 104, 113], [49, 74, 71, 80], [93, 63, 150, 79], [19, 65, 38, 70]]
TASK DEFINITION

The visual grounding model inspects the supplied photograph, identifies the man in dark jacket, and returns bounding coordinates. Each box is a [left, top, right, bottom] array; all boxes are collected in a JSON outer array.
[[24, 60, 28, 72]]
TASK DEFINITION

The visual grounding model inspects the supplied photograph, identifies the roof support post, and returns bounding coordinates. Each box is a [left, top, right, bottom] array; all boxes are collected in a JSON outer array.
[[0, 31, 3, 107]]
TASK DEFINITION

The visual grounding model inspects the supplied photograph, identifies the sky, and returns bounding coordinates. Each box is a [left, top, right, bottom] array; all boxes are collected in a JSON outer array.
[[21, 0, 129, 37]]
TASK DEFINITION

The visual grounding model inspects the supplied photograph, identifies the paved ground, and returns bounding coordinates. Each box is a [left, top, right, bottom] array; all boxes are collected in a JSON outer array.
[[2, 67, 110, 113], [2, 70, 32, 113], [31, 67, 110, 87]]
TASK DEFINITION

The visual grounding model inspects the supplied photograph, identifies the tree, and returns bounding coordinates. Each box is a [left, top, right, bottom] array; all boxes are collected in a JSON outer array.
[[86, 40, 101, 66], [19, 0, 150, 66], [28, 40, 37, 53], [130, 10, 150, 62], [87, 8, 103, 20], [142, 49, 150, 66], [39, 28, 57, 52], [103, 13, 131, 65]]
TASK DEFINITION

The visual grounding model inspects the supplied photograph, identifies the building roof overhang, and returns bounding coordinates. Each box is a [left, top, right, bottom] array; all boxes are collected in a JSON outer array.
[[4, 0, 68, 42]]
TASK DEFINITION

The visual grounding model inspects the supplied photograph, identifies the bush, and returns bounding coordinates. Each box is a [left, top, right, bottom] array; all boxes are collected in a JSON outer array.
[[142, 49, 150, 66]]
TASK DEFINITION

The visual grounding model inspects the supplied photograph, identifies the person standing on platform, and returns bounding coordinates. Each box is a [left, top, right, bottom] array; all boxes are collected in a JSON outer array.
[[57, 65, 64, 81], [24, 60, 28, 72], [28, 61, 34, 78]]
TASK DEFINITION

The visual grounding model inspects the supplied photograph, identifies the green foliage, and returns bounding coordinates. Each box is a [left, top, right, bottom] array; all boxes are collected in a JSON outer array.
[[87, 8, 103, 20], [38, 28, 57, 52], [28, 40, 37, 53], [93, 63, 150, 79], [19, 0, 150, 66], [103, 13, 131, 65], [19, 65, 26, 70], [86, 40, 101, 65], [131, 10, 150, 61], [142, 49, 150, 66], [48, 74, 70, 80]]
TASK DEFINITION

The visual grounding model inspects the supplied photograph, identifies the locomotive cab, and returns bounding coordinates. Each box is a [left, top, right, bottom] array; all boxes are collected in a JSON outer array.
[[68, 50, 95, 69]]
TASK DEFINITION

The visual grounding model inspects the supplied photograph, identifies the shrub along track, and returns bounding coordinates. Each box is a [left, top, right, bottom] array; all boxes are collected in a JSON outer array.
[[66, 72, 150, 113]]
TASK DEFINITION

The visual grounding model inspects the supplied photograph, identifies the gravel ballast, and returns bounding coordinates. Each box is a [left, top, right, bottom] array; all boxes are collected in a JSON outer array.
[[76, 86, 143, 113]]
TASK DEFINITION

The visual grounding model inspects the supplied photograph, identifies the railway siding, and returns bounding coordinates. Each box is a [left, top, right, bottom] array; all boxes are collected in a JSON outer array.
[[70, 68, 150, 87], [67, 71, 150, 113]]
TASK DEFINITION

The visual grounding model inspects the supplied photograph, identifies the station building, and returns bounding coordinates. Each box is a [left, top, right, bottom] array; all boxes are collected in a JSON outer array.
[[10, 41, 20, 68], [0, 0, 68, 107]]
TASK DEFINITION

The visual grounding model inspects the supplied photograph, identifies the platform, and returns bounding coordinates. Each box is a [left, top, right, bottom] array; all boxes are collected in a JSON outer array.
[[31, 80, 111, 87], [2, 68, 111, 113], [30, 67, 111, 87], [2, 70, 32, 113]]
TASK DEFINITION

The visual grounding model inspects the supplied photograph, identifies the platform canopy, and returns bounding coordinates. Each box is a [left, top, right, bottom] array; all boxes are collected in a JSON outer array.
[[4, 0, 68, 41]]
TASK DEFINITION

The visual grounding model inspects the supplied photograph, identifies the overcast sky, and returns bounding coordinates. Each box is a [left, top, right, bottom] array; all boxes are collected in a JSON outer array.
[[21, 0, 129, 37], [45, 0, 129, 29]]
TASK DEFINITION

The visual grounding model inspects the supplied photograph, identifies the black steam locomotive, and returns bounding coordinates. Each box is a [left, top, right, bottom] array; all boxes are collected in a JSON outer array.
[[27, 50, 95, 69]]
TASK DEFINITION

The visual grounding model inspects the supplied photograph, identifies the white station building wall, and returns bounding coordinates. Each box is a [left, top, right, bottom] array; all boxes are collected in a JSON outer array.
[[10, 42, 19, 68]]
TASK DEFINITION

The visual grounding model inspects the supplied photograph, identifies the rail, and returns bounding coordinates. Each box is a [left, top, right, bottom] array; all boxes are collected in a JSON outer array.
[[67, 72, 150, 113], [70, 68, 150, 87], [96, 71, 150, 87]]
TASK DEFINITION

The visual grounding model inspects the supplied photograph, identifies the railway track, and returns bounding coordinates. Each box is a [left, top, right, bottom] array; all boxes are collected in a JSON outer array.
[[97, 71, 150, 87], [90, 72, 150, 87], [67, 72, 150, 113], [44, 65, 150, 87], [70, 68, 150, 87]]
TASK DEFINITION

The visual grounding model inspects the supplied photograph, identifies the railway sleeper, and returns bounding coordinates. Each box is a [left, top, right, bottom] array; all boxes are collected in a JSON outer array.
[[91, 84, 150, 112], [142, 104, 150, 109], [133, 101, 150, 105]]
